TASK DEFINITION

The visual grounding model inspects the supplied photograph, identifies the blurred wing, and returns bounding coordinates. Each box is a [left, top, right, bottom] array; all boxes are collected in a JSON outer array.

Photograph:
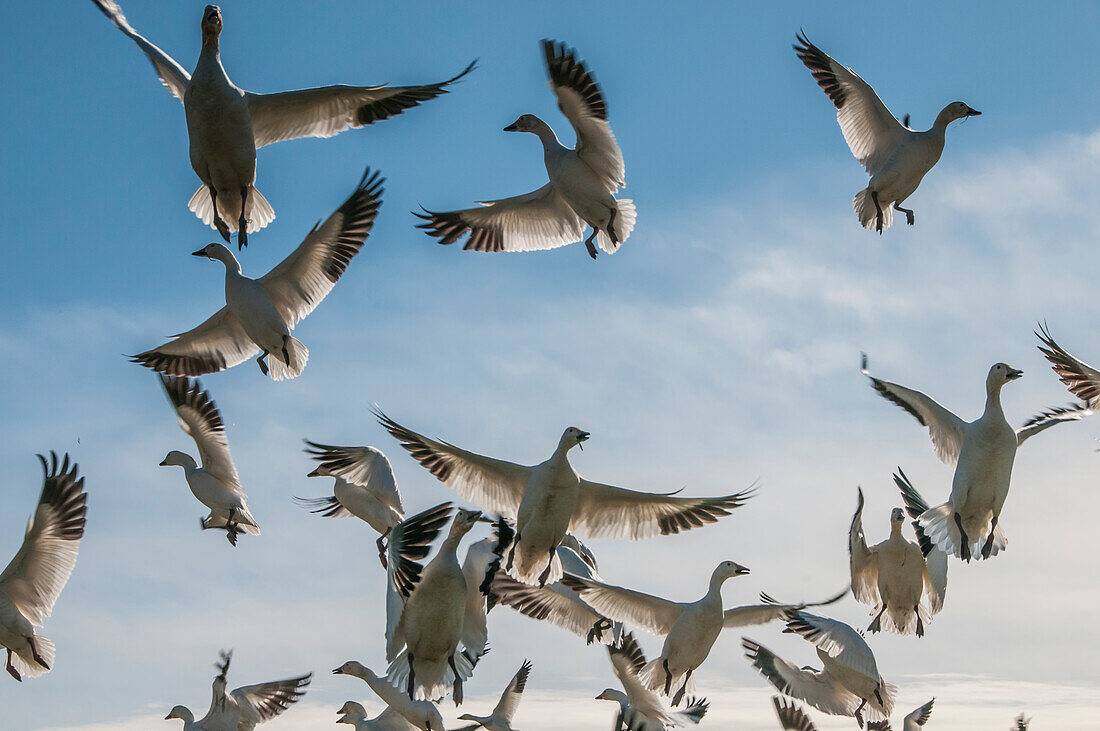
[[570, 480, 754, 540], [131, 307, 260, 377], [415, 184, 586, 253], [375, 409, 531, 517], [772, 695, 819, 731], [231, 673, 311, 725], [560, 575, 682, 636], [260, 169, 382, 327], [862, 354, 966, 466], [1036, 323, 1100, 409], [160, 375, 241, 490], [489, 572, 615, 644], [793, 32, 905, 174], [303, 441, 403, 513], [0, 454, 87, 625], [492, 659, 532, 722], [609, 633, 667, 721], [542, 39, 624, 189], [247, 61, 475, 148], [91, 0, 190, 102], [1016, 403, 1092, 446], [848, 489, 880, 606], [727, 589, 849, 629], [743, 639, 861, 718], [903, 698, 935, 728], [784, 611, 878, 679], [461, 538, 497, 654], [922, 548, 948, 616]]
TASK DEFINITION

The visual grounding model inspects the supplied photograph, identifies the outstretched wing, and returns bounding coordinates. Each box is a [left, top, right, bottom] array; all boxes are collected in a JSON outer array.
[[903, 698, 935, 729], [303, 440, 403, 513], [386, 503, 454, 660], [848, 488, 879, 607], [90, 0, 190, 102], [232, 672, 311, 729], [743, 638, 861, 718], [569, 480, 754, 540], [862, 354, 967, 466], [783, 611, 878, 680], [1016, 403, 1092, 446], [131, 307, 259, 377], [0, 453, 88, 626], [724, 588, 848, 629], [772, 695, 819, 731], [492, 659, 532, 723], [1036, 323, 1100, 408], [793, 32, 905, 175], [160, 375, 241, 491], [561, 574, 683, 637], [248, 61, 475, 148]]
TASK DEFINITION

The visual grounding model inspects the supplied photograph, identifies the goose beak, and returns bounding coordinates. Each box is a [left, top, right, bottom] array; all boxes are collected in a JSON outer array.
[[332, 668, 342, 675], [158, 458, 169, 466], [307, 467, 321, 477], [732, 563, 750, 576], [164, 714, 172, 721], [576, 430, 590, 450], [191, 248, 208, 257], [503, 119, 521, 132], [1007, 368, 1023, 380], [967, 108, 982, 117]]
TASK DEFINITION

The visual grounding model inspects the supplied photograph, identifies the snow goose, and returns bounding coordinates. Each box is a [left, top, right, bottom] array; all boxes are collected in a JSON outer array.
[[0, 453, 87, 682], [773, 696, 818, 731], [1012, 714, 1030, 730], [743, 610, 897, 728], [452, 659, 532, 731], [867, 698, 934, 731], [131, 168, 382, 380], [166, 650, 310, 730], [849, 486, 946, 637], [793, 32, 980, 233], [563, 563, 847, 706], [385, 509, 491, 704], [294, 441, 404, 564], [376, 410, 753, 587], [595, 632, 708, 731], [336, 700, 417, 730], [90, 1, 471, 248], [157, 375, 259, 546], [862, 354, 1091, 560], [487, 530, 620, 645], [416, 40, 634, 259], [1036, 323, 1100, 408], [334, 662, 444, 731]]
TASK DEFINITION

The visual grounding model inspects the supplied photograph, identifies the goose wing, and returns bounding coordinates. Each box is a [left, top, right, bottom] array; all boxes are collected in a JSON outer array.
[[131, 307, 259, 377], [848, 488, 879, 607], [231, 672, 311, 730], [1036, 324, 1100, 408], [386, 503, 455, 660], [542, 40, 624, 190], [569, 480, 754, 540], [1016, 403, 1092, 446], [491, 659, 532, 723], [488, 571, 615, 645], [90, 0, 190, 102], [892, 470, 947, 612], [160, 375, 241, 492], [461, 538, 498, 654], [902, 698, 935, 730], [247, 61, 474, 148], [724, 589, 848, 629], [862, 354, 966, 466], [608, 633, 669, 723], [303, 441, 403, 513], [260, 168, 382, 327], [415, 184, 586, 253], [375, 410, 532, 518], [560, 574, 683, 637], [783, 611, 878, 680], [772, 696, 818, 731], [793, 32, 905, 175], [0, 453, 87, 626], [743, 638, 861, 718]]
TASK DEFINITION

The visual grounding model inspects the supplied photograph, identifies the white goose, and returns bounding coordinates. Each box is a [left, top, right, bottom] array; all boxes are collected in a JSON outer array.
[[132, 168, 382, 380], [596, 632, 708, 731], [743, 611, 897, 728], [773, 696, 818, 731], [336, 700, 417, 731], [295, 441, 405, 564], [867, 698, 934, 731], [849, 485, 946, 637], [157, 375, 259, 546], [90, 1, 471, 248], [385, 509, 490, 704], [376, 410, 753, 587], [1, 453, 87, 682], [453, 659, 532, 731], [416, 40, 634, 259], [793, 32, 980, 233], [862, 354, 1090, 560], [166, 650, 310, 730], [334, 661, 444, 731], [564, 563, 847, 706]]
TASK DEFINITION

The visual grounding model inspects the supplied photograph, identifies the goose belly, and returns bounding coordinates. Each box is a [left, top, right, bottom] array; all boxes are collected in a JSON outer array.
[[335, 484, 401, 533], [952, 430, 1016, 522], [185, 470, 241, 512], [548, 155, 616, 226], [0, 598, 33, 649], [870, 138, 942, 202], [821, 652, 877, 699], [404, 575, 466, 657], [226, 279, 287, 352], [876, 546, 924, 607], [185, 83, 256, 189], [663, 610, 721, 672]]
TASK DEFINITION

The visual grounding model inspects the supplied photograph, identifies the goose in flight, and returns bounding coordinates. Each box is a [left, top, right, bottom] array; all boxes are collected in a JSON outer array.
[[1, 453, 87, 682], [744, 610, 897, 728], [849, 486, 946, 637], [452, 659, 532, 731], [416, 40, 634, 259], [165, 650, 310, 730], [294, 441, 404, 565], [157, 375, 259, 546], [336, 700, 417, 730], [131, 168, 382, 380], [772, 696, 818, 731], [793, 32, 980, 233], [385, 509, 491, 704], [595, 632, 709, 731], [90, 1, 471, 248], [862, 354, 1091, 560], [376, 410, 753, 587], [563, 563, 847, 706], [867, 698, 934, 731], [334, 661, 444, 731], [1036, 323, 1100, 408], [1012, 714, 1030, 730]]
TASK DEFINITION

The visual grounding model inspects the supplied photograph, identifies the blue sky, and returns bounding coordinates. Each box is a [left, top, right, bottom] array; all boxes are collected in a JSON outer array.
[[3, 1, 1100, 728]]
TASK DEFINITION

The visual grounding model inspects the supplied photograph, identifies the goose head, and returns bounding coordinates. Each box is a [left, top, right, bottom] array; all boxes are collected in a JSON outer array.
[[159, 450, 195, 469], [165, 706, 194, 723], [987, 362, 1023, 392], [714, 560, 751, 582], [192, 242, 241, 273], [559, 426, 590, 452], [201, 6, 223, 42], [890, 507, 906, 525], [336, 700, 367, 724], [450, 508, 484, 538], [504, 113, 546, 133], [332, 660, 370, 679], [595, 688, 629, 708], [938, 101, 981, 125], [306, 462, 333, 478]]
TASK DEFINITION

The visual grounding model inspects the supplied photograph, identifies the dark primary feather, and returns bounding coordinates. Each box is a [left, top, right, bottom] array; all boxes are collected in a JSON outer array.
[[793, 31, 846, 109], [743, 638, 798, 696], [354, 60, 477, 125], [893, 468, 936, 557], [290, 495, 344, 518], [390, 502, 454, 599], [1036, 322, 1100, 406], [35, 452, 88, 542], [773, 695, 817, 731], [862, 354, 927, 426], [542, 39, 608, 120], [679, 697, 709, 723], [609, 631, 647, 676], [160, 375, 224, 436], [413, 207, 506, 252], [656, 490, 755, 535]]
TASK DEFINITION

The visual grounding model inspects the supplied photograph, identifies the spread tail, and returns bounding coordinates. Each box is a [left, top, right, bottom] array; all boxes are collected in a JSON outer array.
[[269, 337, 309, 382], [853, 188, 892, 232], [11, 636, 55, 680], [385, 648, 476, 703], [505, 543, 562, 586], [920, 503, 1007, 559], [188, 185, 275, 235], [597, 198, 636, 254]]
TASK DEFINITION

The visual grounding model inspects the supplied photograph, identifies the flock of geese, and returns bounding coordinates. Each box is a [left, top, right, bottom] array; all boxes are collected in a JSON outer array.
[[0, 3, 1086, 730]]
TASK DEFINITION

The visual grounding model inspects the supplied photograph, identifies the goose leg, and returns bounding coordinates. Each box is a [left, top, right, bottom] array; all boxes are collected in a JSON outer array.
[[662, 658, 673, 695], [237, 186, 250, 250], [868, 604, 887, 633], [537, 547, 555, 587], [872, 191, 884, 234], [209, 185, 231, 243], [981, 515, 999, 559], [854, 697, 867, 728], [505, 534, 520, 573], [256, 351, 270, 376], [874, 686, 884, 706], [671, 667, 692, 707], [954, 512, 971, 561], [607, 206, 618, 245], [893, 202, 915, 225], [449, 655, 463, 706], [6, 649, 21, 681], [27, 636, 49, 670], [915, 605, 924, 637], [376, 527, 391, 569], [587, 617, 613, 645], [224, 509, 241, 547], [407, 654, 416, 699], [281, 335, 292, 369], [583, 229, 599, 259]]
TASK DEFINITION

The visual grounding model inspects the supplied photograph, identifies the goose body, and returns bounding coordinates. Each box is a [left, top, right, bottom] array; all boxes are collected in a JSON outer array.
[[295, 442, 405, 541], [596, 632, 708, 730], [334, 662, 444, 731], [454, 659, 532, 731]]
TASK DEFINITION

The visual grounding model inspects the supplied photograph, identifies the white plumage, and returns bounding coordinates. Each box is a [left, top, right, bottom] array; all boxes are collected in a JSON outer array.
[[333, 662, 444, 731], [454, 659, 533, 731]]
